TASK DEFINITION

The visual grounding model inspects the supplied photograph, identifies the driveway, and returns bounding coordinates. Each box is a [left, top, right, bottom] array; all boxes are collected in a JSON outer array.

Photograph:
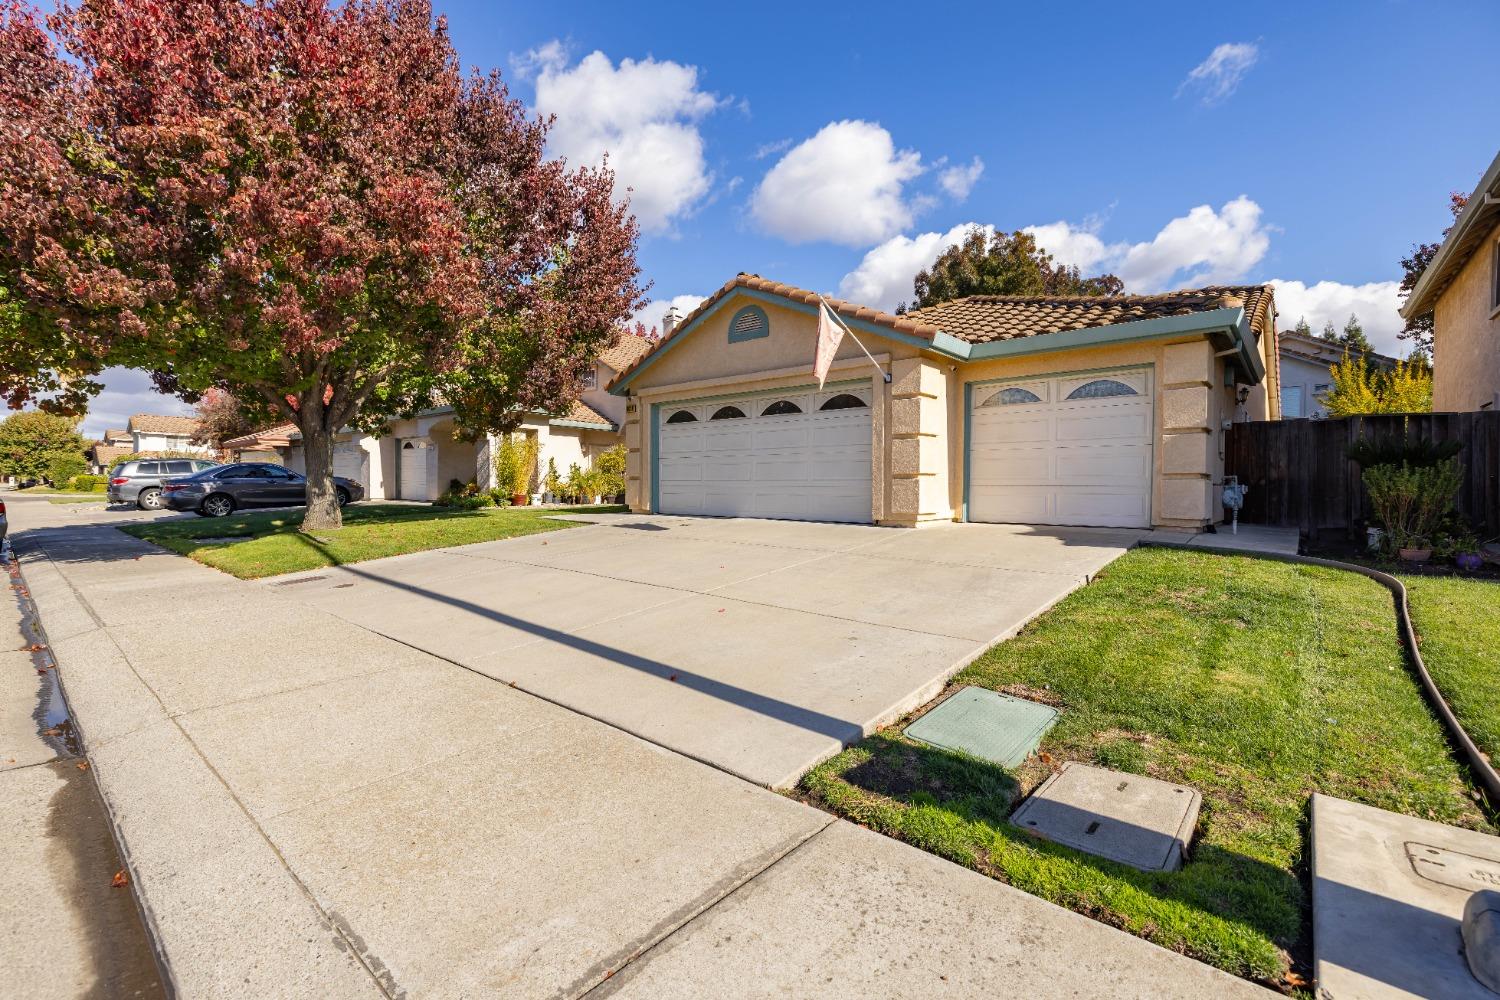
[[267, 513, 1139, 787]]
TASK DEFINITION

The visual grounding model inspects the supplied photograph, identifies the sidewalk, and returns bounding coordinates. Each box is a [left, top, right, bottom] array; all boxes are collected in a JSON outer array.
[[8, 495, 1271, 998]]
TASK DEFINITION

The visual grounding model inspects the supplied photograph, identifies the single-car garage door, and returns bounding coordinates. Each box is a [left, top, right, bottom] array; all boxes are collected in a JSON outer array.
[[656, 384, 872, 522], [967, 368, 1153, 528]]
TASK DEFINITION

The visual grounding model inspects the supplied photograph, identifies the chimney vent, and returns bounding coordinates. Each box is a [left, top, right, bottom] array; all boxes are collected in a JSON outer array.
[[662, 305, 685, 335]]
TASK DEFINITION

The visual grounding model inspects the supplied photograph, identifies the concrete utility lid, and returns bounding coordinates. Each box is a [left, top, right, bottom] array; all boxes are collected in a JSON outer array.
[[903, 686, 1058, 769], [1010, 762, 1200, 872], [1313, 793, 1500, 1000]]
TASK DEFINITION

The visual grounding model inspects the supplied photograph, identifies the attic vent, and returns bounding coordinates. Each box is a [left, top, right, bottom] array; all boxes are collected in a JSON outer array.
[[728, 305, 770, 343]]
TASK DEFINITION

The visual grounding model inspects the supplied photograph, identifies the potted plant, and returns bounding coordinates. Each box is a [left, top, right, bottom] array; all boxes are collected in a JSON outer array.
[[543, 459, 561, 504], [1398, 538, 1432, 563], [563, 462, 585, 505], [493, 434, 540, 506], [1361, 458, 1463, 564]]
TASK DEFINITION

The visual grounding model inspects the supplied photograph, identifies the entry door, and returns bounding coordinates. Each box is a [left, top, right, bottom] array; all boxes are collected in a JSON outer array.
[[967, 369, 1153, 528], [399, 440, 428, 500], [656, 386, 873, 522]]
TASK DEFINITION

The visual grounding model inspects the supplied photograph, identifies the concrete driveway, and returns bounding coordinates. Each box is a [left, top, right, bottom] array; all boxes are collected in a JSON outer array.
[[269, 513, 1139, 787]]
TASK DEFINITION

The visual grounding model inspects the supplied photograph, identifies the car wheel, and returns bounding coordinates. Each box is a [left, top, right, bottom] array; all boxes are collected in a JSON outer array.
[[137, 488, 162, 511], [201, 494, 236, 518], [335, 488, 350, 507]]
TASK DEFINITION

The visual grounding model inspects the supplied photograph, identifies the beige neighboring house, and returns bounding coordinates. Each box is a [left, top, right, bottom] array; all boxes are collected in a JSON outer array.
[[125, 413, 212, 455], [1277, 330, 1397, 419], [220, 335, 654, 501], [1401, 148, 1500, 411], [88, 427, 135, 473], [606, 274, 1281, 531]]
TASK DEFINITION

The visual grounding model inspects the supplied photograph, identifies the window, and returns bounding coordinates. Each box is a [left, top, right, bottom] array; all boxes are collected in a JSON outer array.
[[819, 393, 867, 410], [710, 405, 747, 419], [1493, 239, 1500, 311], [761, 400, 802, 416], [727, 305, 770, 343], [665, 409, 698, 424], [165, 461, 194, 474], [194, 461, 216, 471], [215, 465, 246, 478], [238, 466, 273, 479], [581, 369, 598, 390], [137, 462, 161, 475], [1281, 386, 1305, 419], [1066, 378, 1137, 400], [980, 386, 1042, 406]]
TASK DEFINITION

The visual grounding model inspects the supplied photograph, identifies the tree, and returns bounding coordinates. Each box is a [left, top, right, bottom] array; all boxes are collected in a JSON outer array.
[[0, 410, 85, 480], [1398, 191, 1469, 355], [191, 389, 257, 448], [1319, 313, 1374, 355], [46, 450, 86, 486], [909, 229, 1124, 310], [0, 0, 643, 530], [1323, 352, 1433, 417], [1290, 317, 1313, 337]]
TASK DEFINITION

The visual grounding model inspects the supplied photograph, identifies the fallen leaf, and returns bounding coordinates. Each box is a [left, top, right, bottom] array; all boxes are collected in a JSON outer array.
[[111, 870, 129, 888], [21, 644, 45, 652], [76, 761, 90, 771], [1038, 752, 1055, 765], [668, 674, 678, 682], [43, 727, 60, 737]]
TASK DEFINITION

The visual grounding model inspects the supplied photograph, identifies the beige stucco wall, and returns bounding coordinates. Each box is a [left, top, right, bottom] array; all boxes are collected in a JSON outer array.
[[621, 290, 1251, 529], [1433, 218, 1500, 411]]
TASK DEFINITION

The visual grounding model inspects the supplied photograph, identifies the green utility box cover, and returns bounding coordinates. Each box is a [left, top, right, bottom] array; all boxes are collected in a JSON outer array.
[[903, 686, 1058, 769]]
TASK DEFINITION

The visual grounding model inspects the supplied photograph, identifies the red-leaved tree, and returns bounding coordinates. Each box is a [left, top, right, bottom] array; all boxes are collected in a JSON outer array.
[[0, 0, 643, 528]]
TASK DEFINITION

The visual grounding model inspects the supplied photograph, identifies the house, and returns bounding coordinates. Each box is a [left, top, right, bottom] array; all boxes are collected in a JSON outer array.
[[606, 274, 1281, 530], [125, 413, 212, 455], [1277, 329, 1397, 419], [220, 333, 655, 500], [88, 427, 135, 473], [1400, 148, 1500, 411]]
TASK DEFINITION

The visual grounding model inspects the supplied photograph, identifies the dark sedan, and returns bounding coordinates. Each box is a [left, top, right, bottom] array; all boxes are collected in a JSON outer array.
[[160, 462, 365, 517]]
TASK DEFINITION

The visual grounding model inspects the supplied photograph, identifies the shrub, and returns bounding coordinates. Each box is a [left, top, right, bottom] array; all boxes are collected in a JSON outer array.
[[1362, 459, 1463, 550], [1347, 435, 1461, 469], [543, 458, 561, 496], [493, 434, 539, 496], [594, 445, 626, 498], [46, 452, 88, 487], [435, 489, 494, 510], [68, 474, 106, 492]]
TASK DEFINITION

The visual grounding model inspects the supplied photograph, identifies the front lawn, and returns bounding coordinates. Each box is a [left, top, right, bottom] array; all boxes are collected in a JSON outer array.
[[121, 502, 624, 579], [801, 547, 1491, 989], [1403, 575, 1500, 766]]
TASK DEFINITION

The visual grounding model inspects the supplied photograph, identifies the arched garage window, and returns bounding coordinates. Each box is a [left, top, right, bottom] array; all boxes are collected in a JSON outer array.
[[761, 400, 802, 416], [710, 405, 747, 419], [981, 386, 1042, 406], [665, 410, 697, 424], [1067, 378, 1137, 400], [819, 393, 867, 410]]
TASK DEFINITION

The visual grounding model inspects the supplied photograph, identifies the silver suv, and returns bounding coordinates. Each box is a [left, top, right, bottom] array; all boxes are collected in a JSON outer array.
[[108, 459, 219, 510]]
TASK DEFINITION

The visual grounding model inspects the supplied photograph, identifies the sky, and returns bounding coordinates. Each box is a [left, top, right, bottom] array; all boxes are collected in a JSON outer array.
[[79, 0, 1500, 436]]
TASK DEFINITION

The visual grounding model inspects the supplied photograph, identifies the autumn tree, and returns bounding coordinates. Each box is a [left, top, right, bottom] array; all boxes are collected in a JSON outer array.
[[191, 389, 257, 448], [0, 0, 643, 529], [909, 229, 1124, 311], [1398, 191, 1469, 355], [1323, 353, 1433, 417]]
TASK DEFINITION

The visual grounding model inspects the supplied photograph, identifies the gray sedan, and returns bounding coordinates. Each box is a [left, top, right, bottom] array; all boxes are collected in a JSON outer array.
[[160, 462, 364, 517]]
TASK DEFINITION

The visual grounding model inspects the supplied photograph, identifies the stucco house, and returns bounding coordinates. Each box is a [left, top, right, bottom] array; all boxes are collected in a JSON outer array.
[[221, 334, 654, 500], [1277, 329, 1397, 419], [607, 274, 1281, 530], [1401, 148, 1500, 411], [125, 413, 212, 455], [88, 427, 135, 473]]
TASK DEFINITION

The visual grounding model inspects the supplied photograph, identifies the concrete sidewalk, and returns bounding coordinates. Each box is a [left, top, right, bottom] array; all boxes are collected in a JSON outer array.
[[8, 496, 1270, 999]]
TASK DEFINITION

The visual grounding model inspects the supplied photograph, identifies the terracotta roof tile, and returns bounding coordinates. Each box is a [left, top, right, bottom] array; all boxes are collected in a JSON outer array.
[[221, 422, 297, 449], [104, 428, 130, 443], [91, 443, 131, 464], [554, 399, 615, 429], [127, 413, 202, 436], [597, 334, 657, 373]]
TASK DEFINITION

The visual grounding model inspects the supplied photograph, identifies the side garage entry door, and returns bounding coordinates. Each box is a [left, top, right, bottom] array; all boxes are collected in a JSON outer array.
[[656, 385, 873, 522], [968, 369, 1153, 528]]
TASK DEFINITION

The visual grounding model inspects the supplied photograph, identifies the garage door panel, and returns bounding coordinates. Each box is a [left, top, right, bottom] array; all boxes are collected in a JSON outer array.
[[1054, 490, 1150, 525], [968, 488, 1051, 524], [970, 451, 1052, 485], [1055, 409, 1152, 442], [1053, 446, 1151, 483], [970, 414, 1051, 444]]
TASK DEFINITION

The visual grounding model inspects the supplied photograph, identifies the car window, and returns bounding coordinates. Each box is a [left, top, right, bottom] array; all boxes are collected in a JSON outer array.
[[194, 461, 216, 472], [165, 461, 194, 474], [238, 466, 273, 479], [215, 465, 245, 479], [137, 462, 161, 476], [261, 466, 295, 479]]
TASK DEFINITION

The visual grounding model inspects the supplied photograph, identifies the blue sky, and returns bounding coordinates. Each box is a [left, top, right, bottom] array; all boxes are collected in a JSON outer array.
[[83, 0, 1500, 435]]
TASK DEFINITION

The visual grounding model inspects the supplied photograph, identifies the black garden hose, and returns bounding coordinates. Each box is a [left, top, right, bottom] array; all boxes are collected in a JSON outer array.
[[1141, 540, 1500, 809]]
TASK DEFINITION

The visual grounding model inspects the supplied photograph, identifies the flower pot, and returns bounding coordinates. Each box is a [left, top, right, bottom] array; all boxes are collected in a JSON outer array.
[[510, 493, 529, 506], [591, 494, 603, 504], [1456, 552, 1484, 571], [1398, 547, 1432, 563]]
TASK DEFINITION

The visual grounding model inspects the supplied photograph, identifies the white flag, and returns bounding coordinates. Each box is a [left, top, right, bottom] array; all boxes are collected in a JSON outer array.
[[813, 301, 844, 388]]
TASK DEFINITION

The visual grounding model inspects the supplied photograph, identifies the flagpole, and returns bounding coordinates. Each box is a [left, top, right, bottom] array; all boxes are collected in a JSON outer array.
[[816, 295, 892, 383]]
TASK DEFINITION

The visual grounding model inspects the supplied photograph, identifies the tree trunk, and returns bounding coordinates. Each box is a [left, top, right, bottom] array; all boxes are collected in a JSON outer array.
[[298, 419, 343, 532]]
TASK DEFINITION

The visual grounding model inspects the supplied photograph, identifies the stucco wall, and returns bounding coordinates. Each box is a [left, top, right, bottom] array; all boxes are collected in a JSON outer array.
[[1278, 354, 1336, 418], [1433, 218, 1500, 411], [132, 432, 212, 455]]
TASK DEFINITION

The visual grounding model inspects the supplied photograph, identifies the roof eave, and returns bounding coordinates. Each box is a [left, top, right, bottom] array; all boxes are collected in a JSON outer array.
[[1401, 154, 1500, 318]]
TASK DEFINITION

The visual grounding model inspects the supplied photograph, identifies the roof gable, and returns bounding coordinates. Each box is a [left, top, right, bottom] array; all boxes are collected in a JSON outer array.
[[1401, 149, 1500, 319]]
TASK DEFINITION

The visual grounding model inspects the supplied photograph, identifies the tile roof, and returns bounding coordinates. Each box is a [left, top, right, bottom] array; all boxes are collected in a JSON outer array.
[[553, 399, 615, 429], [901, 285, 1275, 345], [104, 428, 130, 444], [597, 333, 657, 373], [221, 422, 298, 449], [91, 443, 131, 464], [1278, 329, 1396, 368], [127, 413, 202, 436]]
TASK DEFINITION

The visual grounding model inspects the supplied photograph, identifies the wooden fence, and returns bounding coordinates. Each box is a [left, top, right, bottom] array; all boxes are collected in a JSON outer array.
[[1224, 412, 1500, 542]]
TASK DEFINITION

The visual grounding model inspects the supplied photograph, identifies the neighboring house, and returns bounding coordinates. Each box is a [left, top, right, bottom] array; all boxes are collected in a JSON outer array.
[[220, 334, 655, 501], [88, 427, 135, 473], [1277, 330, 1397, 419], [1400, 148, 1500, 411], [606, 274, 1281, 530], [125, 413, 213, 455]]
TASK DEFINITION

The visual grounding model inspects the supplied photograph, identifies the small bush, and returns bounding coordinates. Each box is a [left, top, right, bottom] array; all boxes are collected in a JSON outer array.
[[493, 434, 540, 496], [1347, 435, 1461, 469], [47, 452, 88, 487], [435, 490, 495, 511], [1363, 459, 1463, 550], [593, 445, 626, 498], [68, 474, 107, 492]]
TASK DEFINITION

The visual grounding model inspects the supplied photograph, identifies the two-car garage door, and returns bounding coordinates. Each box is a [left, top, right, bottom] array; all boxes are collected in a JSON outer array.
[[967, 369, 1154, 528], [656, 385, 873, 522]]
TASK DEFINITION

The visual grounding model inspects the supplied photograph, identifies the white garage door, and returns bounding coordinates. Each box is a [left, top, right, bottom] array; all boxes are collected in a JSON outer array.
[[967, 369, 1153, 528], [398, 439, 429, 501], [656, 384, 873, 522], [333, 444, 366, 488]]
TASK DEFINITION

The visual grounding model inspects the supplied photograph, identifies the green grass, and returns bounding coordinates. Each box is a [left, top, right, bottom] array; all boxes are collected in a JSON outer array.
[[1403, 575, 1500, 766], [801, 547, 1491, 989], [121, 502, 625, 579], [47, 494, 110, 504]]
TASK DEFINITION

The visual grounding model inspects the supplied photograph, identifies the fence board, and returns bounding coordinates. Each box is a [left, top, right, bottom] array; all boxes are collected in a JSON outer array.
[[1225, 412, 1500, 542]]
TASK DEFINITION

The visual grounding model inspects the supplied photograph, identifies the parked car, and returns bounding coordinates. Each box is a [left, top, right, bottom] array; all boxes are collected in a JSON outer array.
[[0, 498, 7, 543], [107, 458, 220, 510], [160, 462, 364, 517]]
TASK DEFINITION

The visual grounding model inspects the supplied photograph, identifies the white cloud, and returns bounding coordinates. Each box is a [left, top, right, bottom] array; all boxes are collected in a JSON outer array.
[[1178, 42, 1259, 106], [1027, 196, 1273, 293], [751, 120, 925, 247], [1268, 279, 1406, 356], [78, 368, 194, 439], [938, 157, 984, 200], [631, 293, 708, 334], [526, 44, 722, 233], [838, 223, 993, 312], [754, 138, 792, 160]]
